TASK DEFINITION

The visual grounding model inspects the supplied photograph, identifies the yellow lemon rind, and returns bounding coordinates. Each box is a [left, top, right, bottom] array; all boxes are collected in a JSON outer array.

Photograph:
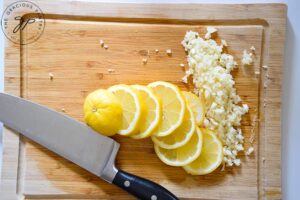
[[183, 129, 223, 175], [148, 81, 186, 137], [182, 91, 205, 126], [131, 85, 161, 139], [151, 104, 195, 149], [154, 127, 203, 167], [83, 89, 122, 136], [108, 84, 143, 136]]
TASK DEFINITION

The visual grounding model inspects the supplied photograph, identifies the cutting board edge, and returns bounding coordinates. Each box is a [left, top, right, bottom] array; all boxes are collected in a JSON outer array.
[[1, 1, 286, 200]]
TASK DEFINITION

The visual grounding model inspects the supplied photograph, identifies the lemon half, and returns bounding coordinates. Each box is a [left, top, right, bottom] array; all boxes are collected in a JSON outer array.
[[83, 89, 122, 136]]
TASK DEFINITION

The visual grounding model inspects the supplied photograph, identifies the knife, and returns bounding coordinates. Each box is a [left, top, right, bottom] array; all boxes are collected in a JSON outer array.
[[0, 93, 178, 200]]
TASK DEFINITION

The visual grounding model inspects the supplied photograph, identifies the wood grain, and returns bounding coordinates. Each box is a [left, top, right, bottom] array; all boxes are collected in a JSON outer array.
[[1, 1, 286, 200]]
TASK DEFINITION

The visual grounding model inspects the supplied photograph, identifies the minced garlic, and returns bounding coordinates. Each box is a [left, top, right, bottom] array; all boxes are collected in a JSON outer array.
[[142, 58, 148, 64], [242, 50, 253, 65], [181, 76, 188, 84], [49, 73, 54, 80], [245, 147, 254, 155], [262, 65, 268, 70], [221, 39, 228, 47], [166, 49, 172, 56], [182, 30, 249, 167], [107, 68, 115, 73], [99, 40, 104, 47], [204, 27, 217, 40]]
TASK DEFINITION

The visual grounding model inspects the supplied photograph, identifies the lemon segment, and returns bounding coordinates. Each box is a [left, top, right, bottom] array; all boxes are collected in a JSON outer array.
[[154, 127, 203, 166], [83, 89, 122, 136], [148, 81, 186, 137], [151, 104, 195, 149], [131, 85, 161, 139], [182, 91, 205, 126], [183, 128, 223, 175], [108, 84, 144, 136]]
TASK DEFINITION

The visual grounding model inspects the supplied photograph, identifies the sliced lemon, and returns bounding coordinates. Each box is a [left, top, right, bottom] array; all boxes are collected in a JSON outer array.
[[108, 84, 144, 136], [182, 91, 205, 126], [130, 85, 161, 139], [148, 81, 186, 137], [151, 104, 195, 149], [83, 89, 122, 136], [154, 127, 202, 166], [183, 128, 223, 175]]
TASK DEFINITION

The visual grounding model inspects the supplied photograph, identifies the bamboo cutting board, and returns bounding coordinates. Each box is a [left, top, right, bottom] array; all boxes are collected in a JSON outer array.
[[1, 1, 286, 200]]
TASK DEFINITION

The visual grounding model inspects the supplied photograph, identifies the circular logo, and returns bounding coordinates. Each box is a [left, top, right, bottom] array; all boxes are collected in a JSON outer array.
[[1, 1, 45, 45]]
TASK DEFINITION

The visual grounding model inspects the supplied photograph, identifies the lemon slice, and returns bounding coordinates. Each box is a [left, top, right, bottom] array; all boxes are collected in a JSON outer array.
[[108, 84, 144, 136], [183, 128, 223, 175], [182, 91, 205, 126], [130, 85, 161, 139], [83, 89, 122, 136], [151, 104, 195, 149], [148, 81, 186, 137], [154, 127, 202, 166]]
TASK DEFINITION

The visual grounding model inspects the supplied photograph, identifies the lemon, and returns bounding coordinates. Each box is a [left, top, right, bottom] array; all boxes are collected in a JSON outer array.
[[130, 85, 161, 139], [154, 127, 202, 166], [182, 91, 205, 126], [83, 89, 122, 136], [148, 81, 186, 137], [183, 128, 223, 175], [151, 104, 195, 149], [108, 84, 144, 136]]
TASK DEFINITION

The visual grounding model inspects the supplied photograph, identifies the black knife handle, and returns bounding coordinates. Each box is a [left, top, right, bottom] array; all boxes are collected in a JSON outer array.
[[112, 169, 178, 200]]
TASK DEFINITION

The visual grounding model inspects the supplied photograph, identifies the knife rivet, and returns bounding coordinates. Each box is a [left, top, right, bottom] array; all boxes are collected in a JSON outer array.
[[124, 180, 130, 187], [151, 195, 157, 200]]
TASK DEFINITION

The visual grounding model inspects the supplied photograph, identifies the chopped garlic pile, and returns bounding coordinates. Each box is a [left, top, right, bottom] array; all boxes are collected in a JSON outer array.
[[181, 30, 249, 167]]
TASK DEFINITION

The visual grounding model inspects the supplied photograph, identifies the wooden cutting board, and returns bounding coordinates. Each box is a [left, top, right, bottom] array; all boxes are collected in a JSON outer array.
[[1, 1, 286, 199]]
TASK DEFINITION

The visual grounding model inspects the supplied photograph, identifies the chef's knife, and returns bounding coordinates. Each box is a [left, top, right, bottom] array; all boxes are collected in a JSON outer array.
[[0, 93, 178, 200]]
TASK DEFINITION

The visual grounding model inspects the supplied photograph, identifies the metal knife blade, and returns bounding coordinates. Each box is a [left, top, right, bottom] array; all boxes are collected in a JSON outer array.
[[0, 93, 119, 182], [0, 93, 179, 200]]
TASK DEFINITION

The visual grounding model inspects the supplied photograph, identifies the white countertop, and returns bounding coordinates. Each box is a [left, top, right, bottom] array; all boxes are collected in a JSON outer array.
[[0, 0, 299, 199]]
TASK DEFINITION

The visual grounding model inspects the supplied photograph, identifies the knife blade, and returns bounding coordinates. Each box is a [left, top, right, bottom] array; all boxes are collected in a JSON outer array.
[[0, 93, 178, 200]]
